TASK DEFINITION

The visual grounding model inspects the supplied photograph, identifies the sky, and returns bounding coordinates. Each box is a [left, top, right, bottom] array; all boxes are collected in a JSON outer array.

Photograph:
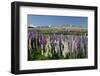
[[28, 15, 88, 28]]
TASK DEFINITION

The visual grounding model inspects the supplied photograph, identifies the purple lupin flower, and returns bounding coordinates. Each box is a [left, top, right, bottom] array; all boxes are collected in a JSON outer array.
[[39, 35, 47, 46]]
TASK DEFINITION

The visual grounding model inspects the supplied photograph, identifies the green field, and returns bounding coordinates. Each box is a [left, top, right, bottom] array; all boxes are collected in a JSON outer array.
[[29, 26, 87, 32]]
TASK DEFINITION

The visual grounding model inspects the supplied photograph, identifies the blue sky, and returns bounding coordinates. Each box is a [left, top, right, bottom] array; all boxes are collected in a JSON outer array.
[[28, 15, 88, 28]]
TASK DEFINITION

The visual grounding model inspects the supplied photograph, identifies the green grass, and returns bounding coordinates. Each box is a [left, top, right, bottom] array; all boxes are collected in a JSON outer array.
[[28, 26, 87, 33]]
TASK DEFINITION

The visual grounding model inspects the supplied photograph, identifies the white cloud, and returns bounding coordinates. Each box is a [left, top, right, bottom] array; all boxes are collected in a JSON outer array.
[[28, 24, 37, 28]]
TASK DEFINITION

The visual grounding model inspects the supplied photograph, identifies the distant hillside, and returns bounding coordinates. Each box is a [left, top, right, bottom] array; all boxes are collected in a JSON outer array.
[[28, 26, 87, 32]]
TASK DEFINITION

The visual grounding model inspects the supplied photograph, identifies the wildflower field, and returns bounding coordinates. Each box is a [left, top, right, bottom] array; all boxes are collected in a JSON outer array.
[[28, 26, 88, 61]]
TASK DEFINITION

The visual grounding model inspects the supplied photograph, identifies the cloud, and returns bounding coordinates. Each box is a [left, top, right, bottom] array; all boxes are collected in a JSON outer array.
[[28, 24, 37, 28]]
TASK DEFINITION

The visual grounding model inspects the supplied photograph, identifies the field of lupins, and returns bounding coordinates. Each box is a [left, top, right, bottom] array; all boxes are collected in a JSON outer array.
[[28, 27, 88, 60]]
